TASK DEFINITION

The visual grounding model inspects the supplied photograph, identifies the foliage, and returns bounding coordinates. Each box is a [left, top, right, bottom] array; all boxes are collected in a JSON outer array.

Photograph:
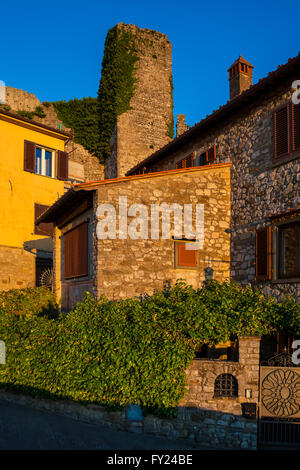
[[97, 25, 139, 160], [16, 105, 46, 120], [0, 287, 58, 318], [0, 104, 11, 112], [0, 281, 298, 412], [166, 75, 174, 139], [53, 97, 102, 160]]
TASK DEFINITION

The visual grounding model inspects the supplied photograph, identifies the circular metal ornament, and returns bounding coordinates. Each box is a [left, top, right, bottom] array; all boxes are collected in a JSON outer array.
[[262, 369, 300, 417]]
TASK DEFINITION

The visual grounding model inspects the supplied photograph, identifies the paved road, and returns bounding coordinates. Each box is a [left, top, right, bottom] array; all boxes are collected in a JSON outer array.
[[0, 400, 196, 450]]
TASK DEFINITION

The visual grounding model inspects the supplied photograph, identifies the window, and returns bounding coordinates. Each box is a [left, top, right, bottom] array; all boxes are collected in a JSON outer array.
[[214, 374, 238, 398], [175, 241, 198, 268], [255, 220, 300, 281], [64, 221, 88, 279], [255, 227, 272, 280], [34, 203, 54, 236], [175, 146, 216, 170], [24, 140, 68, 180], [273, 102, 300, 159], [175, 153, 194, 169], [278, 221, 300, 279], [35, 147, 55, 177]]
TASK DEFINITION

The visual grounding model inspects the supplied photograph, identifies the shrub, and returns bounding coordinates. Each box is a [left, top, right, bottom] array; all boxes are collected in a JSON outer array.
[[0, 287, 58, 318], [0, 281, 298, 411]]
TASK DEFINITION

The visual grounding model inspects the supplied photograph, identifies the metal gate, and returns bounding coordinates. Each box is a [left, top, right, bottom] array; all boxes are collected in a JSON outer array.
[[259, 351, 300, 449]]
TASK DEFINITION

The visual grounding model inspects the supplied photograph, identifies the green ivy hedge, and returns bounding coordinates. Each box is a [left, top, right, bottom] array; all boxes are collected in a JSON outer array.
[[97, 25, 139, 160], [0, 282, 298, 411], [53, 98, 102, 160]]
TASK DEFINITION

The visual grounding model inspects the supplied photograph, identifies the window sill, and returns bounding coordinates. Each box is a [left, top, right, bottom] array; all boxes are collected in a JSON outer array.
[[272, 278, 300, 284], [175, 266, 199, 270], [63, 274, 90, 282], [272, 151, 300, 168]]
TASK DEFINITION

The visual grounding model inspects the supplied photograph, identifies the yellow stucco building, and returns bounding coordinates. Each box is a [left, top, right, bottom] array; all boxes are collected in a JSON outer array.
[[0, 109, 69, 290]]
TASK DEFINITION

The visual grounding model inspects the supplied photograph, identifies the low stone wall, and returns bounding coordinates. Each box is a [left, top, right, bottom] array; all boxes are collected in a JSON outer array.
[[0, 389, 256, 450]]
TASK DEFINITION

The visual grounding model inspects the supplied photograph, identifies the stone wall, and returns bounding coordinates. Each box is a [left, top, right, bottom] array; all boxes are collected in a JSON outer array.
[[94, 165, 231, 301], [105, 24, 173, 178], [0, 245, 35, 290], [4, 87, 104, 182], [141, 80, 300, 299]]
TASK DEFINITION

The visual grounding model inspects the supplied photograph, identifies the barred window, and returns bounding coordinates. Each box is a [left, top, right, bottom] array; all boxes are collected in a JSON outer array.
[[214, 374, 238, 398]]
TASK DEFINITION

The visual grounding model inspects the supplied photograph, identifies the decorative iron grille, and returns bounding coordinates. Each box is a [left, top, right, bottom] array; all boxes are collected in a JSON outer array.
[[261, 348, 297, 368], [214, 373, 238, 398]]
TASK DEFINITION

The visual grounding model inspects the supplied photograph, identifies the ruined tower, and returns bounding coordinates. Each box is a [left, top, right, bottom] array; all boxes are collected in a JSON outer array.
[[98, 23, 173, 178]]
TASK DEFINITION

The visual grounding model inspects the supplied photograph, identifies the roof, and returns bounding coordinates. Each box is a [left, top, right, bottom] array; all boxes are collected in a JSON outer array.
[[126, 52, 300, 176], [36, 187, 93, 225], [0, 107, 71, 139], [36, 163, 232, 224], [227, 55, 254, 71]]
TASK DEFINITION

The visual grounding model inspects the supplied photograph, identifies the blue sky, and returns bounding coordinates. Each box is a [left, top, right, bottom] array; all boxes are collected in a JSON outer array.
[[1, 0, 299, 127]]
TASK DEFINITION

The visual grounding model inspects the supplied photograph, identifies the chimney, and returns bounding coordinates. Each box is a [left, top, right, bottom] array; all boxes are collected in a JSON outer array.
[[228, 55, 254, 100], [176, 114, 188, 136]]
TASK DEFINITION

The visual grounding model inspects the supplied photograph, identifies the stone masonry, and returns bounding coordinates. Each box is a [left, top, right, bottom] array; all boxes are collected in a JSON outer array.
[[0, 245, 35, 290], [105, 24, 173, 179], [95, 164, 230, 301]]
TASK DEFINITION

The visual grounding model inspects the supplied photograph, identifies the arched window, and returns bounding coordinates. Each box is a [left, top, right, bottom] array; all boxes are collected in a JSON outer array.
[[214, 374, 238, 398]]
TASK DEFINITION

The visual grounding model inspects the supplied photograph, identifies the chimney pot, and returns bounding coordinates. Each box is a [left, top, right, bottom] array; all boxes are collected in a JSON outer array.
[[228, 56, 254, 100]]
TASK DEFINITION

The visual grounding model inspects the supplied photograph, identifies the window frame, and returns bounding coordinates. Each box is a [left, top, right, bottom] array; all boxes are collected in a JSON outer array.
[[35, 146, 56, 178], [276, 219, 300, 280]]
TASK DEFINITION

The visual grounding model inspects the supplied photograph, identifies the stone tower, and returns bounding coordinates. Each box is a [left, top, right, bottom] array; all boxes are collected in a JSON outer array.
[[99, 23, 173, 178], [228, 55, 254, 100]]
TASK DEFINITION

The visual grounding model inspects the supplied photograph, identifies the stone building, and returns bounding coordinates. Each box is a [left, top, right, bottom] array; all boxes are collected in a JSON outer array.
[[127, 54, 300, 301], [103, 23, 174, 179], [38, 163, 231, 307]]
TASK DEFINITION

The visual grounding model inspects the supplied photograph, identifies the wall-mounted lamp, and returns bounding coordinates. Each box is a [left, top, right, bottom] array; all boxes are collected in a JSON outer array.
[[245, 389, 252, 399]]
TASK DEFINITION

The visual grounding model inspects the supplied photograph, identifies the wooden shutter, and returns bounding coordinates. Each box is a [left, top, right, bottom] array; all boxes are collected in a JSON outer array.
[[24, 140, 36, 173], [34, 203, 54, 236], [57, 150, 69, 180], [273, 105, 289, 158], [206, 145, 216, 163], [256, 227, 272, 280], [64, 221, 88, 279], [177, 243, 198, 267], [291, 103, 300, 151]]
